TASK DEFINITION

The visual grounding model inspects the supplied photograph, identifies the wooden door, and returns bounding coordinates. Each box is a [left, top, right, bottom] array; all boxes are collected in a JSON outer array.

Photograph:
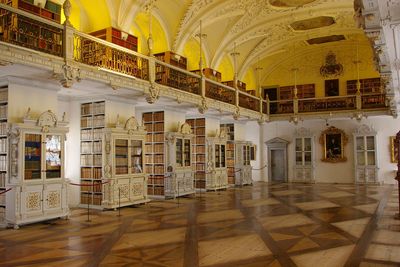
[[271, 149, 285, 182]]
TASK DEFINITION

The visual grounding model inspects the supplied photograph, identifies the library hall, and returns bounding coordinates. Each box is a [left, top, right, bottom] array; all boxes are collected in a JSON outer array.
[[1, 0, 400, 266]]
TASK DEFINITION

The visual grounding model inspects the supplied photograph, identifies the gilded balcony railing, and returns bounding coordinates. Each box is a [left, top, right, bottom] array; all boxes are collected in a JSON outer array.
[[154, 60, 201, 95], [298, 95, 357, 113], [0, 3, 63, 57], [205, 80, 235, 105], [239, 91, 259, 112], [73, 31, 148, 80], [361, 93, 386, 109]]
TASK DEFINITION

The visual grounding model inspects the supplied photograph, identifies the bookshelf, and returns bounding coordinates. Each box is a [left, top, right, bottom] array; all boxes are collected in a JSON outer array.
[[208, 131, 228, 190], [1, 0, 62, 23], [186, 118, 206, 190], [155, 51, 190, 91], [0, 87, 7, 224], [220, 123, 235, 185], [102, 117, 149, 208], [89, 27, 138, 52], [164, 123, 195, 198], [222, 80, 247, 91], [279, 84, 315, 100], [142, 111, 166, 197], [0, 0, 63, 56], [234, 141, 253, 186], [7, 110, 69, 228], [80, 101, 105, 207], [346, 78, 381, 95]]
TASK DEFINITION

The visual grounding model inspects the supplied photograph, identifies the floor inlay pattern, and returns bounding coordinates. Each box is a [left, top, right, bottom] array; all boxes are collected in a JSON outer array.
[[0, 182, 397, 266]]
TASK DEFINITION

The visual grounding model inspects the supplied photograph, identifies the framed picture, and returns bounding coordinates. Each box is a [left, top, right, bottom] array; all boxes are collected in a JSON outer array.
[[250, 145, 256, 161], [390, 136, 398, 163], [320, 126, 348, 162]]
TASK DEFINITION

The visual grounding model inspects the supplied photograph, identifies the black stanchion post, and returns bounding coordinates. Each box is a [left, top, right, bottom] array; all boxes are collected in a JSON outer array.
[[86, 195, 90, 222], [118, 187, 121, 217], [177, 178, 180, 207]]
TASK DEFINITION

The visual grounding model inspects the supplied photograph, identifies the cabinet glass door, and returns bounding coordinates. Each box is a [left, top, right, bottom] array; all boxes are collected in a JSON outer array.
[[215, 144, 220, 168], [221, 144, 226, 167], [24, 133, 42, 180], [115, 139, 128, 175], [131, 140, 143, 173], [176, 138, 183, 166], [45, 135, 62, 179], [184, 139, 191, 166]]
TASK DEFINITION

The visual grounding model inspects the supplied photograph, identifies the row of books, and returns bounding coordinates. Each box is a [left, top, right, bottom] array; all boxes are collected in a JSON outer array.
[[0, 156, 7, 172], [0, 172, 6, 187], [148, 177, 165, 186], [25, 134, 41, 142], [115, 147, 128, 155], [115, 157, 128, 166], [148, 186, 164, 196], [80, 192, 102, 205], [186, 118, 205, 127], [81, 102, 105, 116], [143, 112, 164, 122], [80, 154, 102, 166], [81, 129, 103, 140], [0, 90, 7, 102], [0, 122, 7, 135], [81, 167, 102, 179], [81, 116, 105, 128], [115, 166, 128, 175], [0, 138, 7, 153], [0, 105, 7, 119], [146, 133, 164, 142]]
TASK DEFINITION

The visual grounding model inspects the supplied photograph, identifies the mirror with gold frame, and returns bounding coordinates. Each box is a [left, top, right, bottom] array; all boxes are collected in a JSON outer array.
[[320, 126, 348, 162]]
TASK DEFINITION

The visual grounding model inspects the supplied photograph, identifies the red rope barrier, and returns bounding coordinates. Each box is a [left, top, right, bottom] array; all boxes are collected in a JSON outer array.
[[235, 169, 242, 173], [69, 180, 111, 187], [0, 188, 12, 195]]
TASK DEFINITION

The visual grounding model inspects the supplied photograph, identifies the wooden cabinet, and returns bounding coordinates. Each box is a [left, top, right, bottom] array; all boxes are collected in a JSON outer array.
[[293, 128, 315, 183], [165, 123, 195, 198], [6, 110, 68, 228], [353, 125, 378, 184], [234, 141, 253, 186], [101, 117, 149, 209], [205, 132, 228, 190], [89, 27, 138, 52], [186, 118, 206, 189]]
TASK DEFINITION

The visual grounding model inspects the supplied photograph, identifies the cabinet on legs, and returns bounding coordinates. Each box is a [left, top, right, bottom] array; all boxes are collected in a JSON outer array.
[[205, 131, 228, 191], [102, 116, 149, 209], [6, 110, 69, 228], [165, 122, 195, 198], [234, 141, 253, 186]]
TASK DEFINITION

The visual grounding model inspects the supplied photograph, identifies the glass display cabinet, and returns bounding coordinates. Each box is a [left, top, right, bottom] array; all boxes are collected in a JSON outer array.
[[6, 110, 69, 229], [234, 141, 253, 186], [165, 123, 195, 198], [293, 127, 315, 183], [102, 116, 149, 209], [204, 130, 228, 190], [353, 124, 378, 184]]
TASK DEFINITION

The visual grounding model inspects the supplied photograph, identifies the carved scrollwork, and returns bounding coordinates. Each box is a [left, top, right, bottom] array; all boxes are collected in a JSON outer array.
[[37, 110, 58, 132], [198, 97, 208, 114], [146, 82, 160, 104], [179, 122, 193, 135], [60, 63, 81, 88], [124, 116, 139, 134], [233, 106, 240, 120], [165, 133, 176, 145]]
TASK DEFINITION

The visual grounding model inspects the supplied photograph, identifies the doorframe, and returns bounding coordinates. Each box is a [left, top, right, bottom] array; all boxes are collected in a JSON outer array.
[[265, 138, 289, 183]]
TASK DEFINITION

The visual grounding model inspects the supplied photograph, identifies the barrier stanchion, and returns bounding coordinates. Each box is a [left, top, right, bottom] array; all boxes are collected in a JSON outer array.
[[118, 187, 121, 217], [68, 180, 110, 223], [177, 178, 180, 207], [0, 188, 12, 195]]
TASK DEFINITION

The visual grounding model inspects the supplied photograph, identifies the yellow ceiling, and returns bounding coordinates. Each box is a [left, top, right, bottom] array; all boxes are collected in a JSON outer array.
[[64, 0, 377, 93]]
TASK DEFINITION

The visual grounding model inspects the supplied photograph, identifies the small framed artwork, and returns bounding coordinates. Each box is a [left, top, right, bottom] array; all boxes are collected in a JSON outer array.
[[320, 126, 348, 162], [390, 136, 398, 163], [250, 145, 256, 161]]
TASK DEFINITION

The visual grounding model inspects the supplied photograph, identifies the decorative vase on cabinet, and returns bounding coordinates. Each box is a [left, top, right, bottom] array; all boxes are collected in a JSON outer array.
[[6, 110, 69, 229]]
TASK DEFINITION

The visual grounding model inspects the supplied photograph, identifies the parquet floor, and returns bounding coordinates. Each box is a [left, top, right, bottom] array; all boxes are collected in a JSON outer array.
[[0, 182, 399, 267]]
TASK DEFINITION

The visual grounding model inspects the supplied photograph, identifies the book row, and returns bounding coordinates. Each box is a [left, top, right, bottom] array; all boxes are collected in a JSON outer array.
[[81, 167, 102, 179], [80, 154, 102, 166], [81, 116, 105, 128], [81, 102, 105, 116], [81, 129, 103, 140]]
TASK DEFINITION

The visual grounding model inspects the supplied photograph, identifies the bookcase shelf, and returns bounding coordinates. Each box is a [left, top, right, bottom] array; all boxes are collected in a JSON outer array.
[[142, 111, 166, 197], [347, 78, 381, 95], [89, 27, 138, 52], [0, 87, 7, 221], [80, 101, 105, 207]]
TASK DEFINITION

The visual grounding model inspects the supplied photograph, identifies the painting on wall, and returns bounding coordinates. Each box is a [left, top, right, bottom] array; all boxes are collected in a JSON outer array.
[[390, 136, 398, 163], [320, 126, 348, 162]]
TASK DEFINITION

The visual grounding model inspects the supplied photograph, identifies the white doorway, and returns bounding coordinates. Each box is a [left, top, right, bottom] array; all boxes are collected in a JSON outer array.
[[265, 138, 289, 183]]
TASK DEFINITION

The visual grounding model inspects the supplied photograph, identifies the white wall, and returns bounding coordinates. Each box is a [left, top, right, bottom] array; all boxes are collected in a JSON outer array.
[[8, 82, 58, 123], [105, 100, 135, 127], [205, 117, 220, 136], [244, 121, 263, 181], [262, 116, 400, 184]]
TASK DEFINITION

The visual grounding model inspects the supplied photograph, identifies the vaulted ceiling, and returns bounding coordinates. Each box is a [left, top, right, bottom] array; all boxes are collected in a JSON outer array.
[[61, 0, 375, 90]]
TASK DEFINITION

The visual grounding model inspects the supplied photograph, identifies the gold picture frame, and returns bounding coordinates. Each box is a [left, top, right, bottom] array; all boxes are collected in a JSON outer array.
[[390, 136, 398, 163], [320, 126, 348, 163]]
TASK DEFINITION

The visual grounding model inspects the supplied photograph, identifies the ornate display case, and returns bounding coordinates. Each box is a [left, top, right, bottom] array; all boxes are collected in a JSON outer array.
[[6, 110, 68, 228], [165, 123, 195, 198], [102, 116, 149, 209], [353, 124, 378, 184], [293, 127, 315, 183], [205, 131, 228, 191], [234, 141, 253, 186]]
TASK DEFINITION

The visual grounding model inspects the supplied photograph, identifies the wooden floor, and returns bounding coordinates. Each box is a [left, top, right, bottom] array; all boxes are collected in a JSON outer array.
[[0, 182, 399, 267]]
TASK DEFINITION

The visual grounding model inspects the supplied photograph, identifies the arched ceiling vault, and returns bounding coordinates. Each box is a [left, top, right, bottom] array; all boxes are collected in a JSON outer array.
[[70, 0, 374, 88]]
